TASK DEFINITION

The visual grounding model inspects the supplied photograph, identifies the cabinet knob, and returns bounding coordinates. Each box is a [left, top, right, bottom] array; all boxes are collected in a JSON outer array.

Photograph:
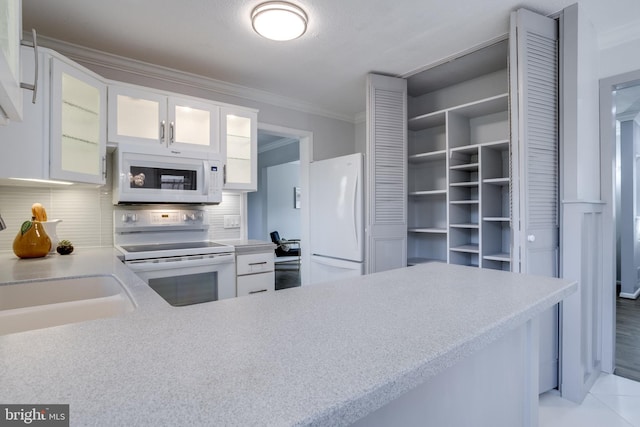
[[527, 234, 536, 242]]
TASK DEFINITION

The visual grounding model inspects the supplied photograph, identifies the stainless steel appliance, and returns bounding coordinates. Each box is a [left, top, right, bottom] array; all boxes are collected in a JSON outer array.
[[113, 144, 224, 204], [114, 206, 235, 306]]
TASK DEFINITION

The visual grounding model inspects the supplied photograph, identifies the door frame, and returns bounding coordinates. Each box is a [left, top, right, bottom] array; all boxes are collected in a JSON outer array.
[[245, 123, 313, 285], [599, 69, 640, 374]]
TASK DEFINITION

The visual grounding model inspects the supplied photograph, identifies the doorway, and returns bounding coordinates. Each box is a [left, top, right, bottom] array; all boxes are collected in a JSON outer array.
[[600, 71, 640, 382], [245, 123, 313, 286]]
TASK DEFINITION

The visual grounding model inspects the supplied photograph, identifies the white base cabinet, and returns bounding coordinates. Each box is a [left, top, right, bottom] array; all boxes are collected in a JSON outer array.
[[237, 272, 275, 297], [236, 251, 275, 297]]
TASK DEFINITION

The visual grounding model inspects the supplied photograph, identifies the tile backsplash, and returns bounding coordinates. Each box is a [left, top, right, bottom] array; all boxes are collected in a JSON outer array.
[[0, 185, 242, 253]]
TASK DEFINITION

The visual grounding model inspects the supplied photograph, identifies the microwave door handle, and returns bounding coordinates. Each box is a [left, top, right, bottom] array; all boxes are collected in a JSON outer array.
[[203, 161, 210, 195]]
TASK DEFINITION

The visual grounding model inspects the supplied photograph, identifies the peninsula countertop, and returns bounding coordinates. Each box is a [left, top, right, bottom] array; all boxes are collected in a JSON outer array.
[[0, 249, 576, 426]]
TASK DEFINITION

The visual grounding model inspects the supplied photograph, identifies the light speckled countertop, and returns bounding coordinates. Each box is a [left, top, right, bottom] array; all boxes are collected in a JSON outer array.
[[0, 249, 576, 426], [217, 239, 276, 255]]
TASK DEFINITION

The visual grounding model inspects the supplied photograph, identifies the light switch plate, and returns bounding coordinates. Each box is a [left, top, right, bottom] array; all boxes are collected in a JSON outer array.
[[224, 214, 241, 229]]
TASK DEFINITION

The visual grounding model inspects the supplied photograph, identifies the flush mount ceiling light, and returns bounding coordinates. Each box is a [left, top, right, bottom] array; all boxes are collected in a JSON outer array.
[[251, 2, 308, 41]]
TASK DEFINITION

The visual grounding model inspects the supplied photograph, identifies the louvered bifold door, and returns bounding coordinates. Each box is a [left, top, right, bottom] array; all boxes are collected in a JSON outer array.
[[509, 9, 560, 393], [365, 74, 407, 274]]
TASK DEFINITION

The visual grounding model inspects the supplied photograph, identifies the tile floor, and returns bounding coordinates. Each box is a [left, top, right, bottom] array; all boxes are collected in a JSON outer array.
[[540, 374, 640, 426]]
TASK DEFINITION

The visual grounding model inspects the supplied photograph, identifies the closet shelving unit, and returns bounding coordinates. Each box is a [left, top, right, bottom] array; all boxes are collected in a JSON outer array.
[[407, 111, 448, 266], [406, 40, 511, 271]]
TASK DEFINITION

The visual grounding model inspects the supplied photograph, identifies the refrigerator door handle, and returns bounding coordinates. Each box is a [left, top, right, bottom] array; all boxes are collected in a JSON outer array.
[[352, 173, 359, 248]]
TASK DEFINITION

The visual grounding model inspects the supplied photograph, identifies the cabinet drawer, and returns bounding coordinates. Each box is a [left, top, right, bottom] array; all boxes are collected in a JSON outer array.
[[236, 252, 274, 275], [237, 272, 275, 297]]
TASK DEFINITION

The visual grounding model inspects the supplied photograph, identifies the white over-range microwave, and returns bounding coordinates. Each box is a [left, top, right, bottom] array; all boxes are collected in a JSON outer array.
[[113, 144, 223, 204]]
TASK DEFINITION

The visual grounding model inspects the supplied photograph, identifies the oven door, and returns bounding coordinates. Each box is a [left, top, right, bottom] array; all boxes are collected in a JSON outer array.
[[126, 253, 235, 306]]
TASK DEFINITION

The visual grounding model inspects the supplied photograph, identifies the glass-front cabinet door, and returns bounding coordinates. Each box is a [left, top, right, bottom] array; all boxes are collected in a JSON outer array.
[[108, 86, 166, 146], [221, 106, 257, 191], [50, 58, 106, 185], [0, 0, 22, 123], [108, 86, 220, 153], [169, 97, 219, 152]]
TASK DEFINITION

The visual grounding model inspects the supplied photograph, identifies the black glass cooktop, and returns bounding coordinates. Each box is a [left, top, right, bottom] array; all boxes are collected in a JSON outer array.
[[120, 241, 228, 253]]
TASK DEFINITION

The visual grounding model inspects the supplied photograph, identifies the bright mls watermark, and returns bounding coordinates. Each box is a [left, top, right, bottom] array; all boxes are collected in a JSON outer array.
[[0, 405, 68, 426]]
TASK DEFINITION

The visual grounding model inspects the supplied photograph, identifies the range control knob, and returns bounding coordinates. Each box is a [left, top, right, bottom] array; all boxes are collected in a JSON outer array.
[[121, 213, 138, 223]]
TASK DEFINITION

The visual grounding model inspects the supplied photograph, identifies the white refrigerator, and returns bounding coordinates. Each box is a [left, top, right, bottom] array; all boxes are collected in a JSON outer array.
[[309, 153, 364, 284]]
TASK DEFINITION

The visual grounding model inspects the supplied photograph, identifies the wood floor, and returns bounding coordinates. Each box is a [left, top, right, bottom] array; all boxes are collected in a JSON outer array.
[[616, 295, 640, 382], [274, 268, 301, 290]]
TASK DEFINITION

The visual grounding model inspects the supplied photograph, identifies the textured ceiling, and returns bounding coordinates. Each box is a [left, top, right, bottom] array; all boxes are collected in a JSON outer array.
[[22, 0, 640, 121]]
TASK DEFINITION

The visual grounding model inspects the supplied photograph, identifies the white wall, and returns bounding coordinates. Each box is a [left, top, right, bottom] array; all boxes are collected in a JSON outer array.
[[563, 6, 601, 201], [355, 119, 366, 154], [266, 162, 300, 240], [248, 142, 299, 241], [599, 37, 640, 79]]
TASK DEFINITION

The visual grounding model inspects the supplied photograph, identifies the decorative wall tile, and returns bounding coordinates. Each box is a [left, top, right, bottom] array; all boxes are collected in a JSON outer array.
[[51, 187, 103, 248], [207, 192, 242, 241], [0, 185, 242, 253], [0, 186, 52, 253]]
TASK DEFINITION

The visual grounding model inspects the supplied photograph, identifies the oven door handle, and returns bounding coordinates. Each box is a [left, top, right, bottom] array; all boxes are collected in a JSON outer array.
[[126, 253, 235, 271]]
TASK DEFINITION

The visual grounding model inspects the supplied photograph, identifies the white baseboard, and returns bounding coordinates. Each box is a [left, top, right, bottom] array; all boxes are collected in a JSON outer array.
[[619, 286, 640, 299]]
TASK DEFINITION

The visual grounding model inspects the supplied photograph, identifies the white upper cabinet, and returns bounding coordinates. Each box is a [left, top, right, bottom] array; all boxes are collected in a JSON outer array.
[[221, 106, 257, 191], [0, 0, 22, 123], [108, 85, 220, 153], [50, 57, 107, 185], [0, 47, 107, 185]]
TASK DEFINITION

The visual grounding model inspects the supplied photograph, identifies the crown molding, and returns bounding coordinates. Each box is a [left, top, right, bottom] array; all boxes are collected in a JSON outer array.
[[616, 110, 640, 124], [32, 34, 356, 124], [598, 20, 640, 51], [258, 137, 299, 154]]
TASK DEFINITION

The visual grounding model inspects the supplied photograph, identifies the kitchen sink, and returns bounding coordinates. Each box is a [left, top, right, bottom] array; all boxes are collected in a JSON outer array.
[[0, 275, 136, 336]]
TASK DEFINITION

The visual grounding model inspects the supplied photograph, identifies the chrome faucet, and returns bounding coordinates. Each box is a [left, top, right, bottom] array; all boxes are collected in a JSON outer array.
[[0, 213, 6, 231]]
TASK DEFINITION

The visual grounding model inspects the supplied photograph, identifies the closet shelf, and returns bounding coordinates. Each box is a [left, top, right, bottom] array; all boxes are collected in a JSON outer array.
[[450, 162, 479, 171], [408, 111, 446, 131], [449, 223, 479, 229], [483, 217, 510, 222], [450, 181, 479, 187], [409, 150, 447, 163], [449, 200, 478, 205], [480, 139, 510, 149], [448, 93, 508, 118], [450, 244, 479, 254], [408, 227, 447, 234], [409, 189, 447, 197], [483, 177, 510, 185], [483, 253, 511, 262], [450, 145, 480, 155], [407, 257, 446, 266]]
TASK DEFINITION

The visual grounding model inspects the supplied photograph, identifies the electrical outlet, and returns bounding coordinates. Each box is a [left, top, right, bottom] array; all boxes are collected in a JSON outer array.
[[223, 214, 241, 229]]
